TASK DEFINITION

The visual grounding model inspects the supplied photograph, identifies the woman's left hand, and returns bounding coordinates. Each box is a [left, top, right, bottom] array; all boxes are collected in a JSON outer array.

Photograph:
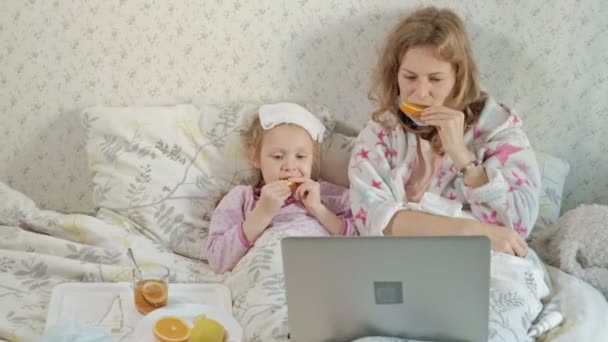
[[289, 177, 324, 216], [420, 105, 467, 156]]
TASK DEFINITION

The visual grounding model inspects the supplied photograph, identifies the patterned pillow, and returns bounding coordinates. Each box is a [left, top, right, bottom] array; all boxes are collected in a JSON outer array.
[[83, 103, 335, 261], [532, 151, 571, 233], [83, 104, 258, 260], [320, 132, 356, 187]]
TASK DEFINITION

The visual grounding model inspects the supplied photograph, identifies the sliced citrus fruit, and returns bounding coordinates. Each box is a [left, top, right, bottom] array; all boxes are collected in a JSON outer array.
[[283, 180, 299, 193], [193, 314, 208, 325], [153, 316, 190, 342], [190, 314, 226, 342], [141, 279, 168, 305], [399, 102, 428, 117]]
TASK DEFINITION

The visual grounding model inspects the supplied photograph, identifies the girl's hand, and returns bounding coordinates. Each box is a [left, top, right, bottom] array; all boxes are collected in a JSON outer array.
[[420, 106, 467, 156], [289, 177, 324, 216], [257, 181, 291, 218]]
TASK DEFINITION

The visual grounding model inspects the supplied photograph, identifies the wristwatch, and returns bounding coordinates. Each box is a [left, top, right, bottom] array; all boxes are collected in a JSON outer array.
[[457, 159, 482, 178]]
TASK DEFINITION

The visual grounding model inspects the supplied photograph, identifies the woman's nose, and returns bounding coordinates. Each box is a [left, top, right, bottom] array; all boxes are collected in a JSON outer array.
[[412, 80, 431, 99]]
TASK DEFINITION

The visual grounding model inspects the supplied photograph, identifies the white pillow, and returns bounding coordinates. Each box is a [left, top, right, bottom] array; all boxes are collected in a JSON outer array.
[[320, 132, 356, 187], [84, 104, 257, 260], [529, 151, 570, 241], [83, 103, 336, 261]]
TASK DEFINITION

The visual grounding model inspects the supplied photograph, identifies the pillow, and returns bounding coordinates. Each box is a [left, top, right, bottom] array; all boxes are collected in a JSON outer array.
[[83, 104, 258, 260], [530, 150, 570, 239], [320, 132, 356, 187], [83, 103, 336, 261]]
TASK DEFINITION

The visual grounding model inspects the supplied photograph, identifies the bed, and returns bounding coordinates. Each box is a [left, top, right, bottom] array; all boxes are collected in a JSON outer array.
[[1, 103, 607, 342]]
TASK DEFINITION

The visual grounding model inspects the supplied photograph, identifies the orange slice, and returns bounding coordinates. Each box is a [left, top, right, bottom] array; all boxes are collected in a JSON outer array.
[[142, 279, 168, 305], [153, 316, 190, 342], [283, 180, 298, 193], [399, 102, 428, 117]]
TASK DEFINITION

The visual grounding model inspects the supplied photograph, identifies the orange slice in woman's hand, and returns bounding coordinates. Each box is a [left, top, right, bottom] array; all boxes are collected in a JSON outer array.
[[153, 316, 191, 342], [399, 102, 428, 117]]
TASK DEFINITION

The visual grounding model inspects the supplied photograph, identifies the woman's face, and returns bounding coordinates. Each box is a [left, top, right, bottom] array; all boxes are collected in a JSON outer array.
[[397, 45, 456, 107]]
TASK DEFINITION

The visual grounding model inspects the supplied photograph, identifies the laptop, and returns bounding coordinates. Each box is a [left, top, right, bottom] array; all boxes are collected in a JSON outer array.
[[281, 236, 490, 342]]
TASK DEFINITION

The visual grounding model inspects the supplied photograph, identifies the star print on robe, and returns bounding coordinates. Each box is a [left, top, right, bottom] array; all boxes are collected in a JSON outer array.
[[355, 208, 367, 226], [371, 180, 382, 189], [351, 160, 364, 173], [482, 210, 501, 225], [473, 122, 484, 139], [513, 220, 527, 236], [357, 148, 370, 160], [484, 143, 524, 166]]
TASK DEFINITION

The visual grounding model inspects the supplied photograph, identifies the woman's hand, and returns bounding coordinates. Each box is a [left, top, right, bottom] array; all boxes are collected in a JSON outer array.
[[420, 106, 467, 157], [421, 106, 489, 187], [474, 221, 529, 257]]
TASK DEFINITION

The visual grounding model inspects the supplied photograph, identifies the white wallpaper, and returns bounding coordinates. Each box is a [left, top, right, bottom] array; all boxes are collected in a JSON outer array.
[[0, 0, 606, 213]]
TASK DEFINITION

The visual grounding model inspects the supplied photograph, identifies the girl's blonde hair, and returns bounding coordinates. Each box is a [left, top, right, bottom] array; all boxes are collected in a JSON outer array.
[[243, 116, 322, 180], [370, 6, 487, 153]]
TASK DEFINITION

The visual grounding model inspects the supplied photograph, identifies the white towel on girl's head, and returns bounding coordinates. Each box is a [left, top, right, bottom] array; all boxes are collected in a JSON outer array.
[[259, 102, 326, 141]]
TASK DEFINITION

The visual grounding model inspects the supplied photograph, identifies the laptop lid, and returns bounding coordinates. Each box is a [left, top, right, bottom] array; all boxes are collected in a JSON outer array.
[[281, 236, 490, 342]]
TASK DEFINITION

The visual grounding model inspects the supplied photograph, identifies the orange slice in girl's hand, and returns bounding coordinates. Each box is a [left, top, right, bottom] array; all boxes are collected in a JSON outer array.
[[399, 102, 428, 117], [153, 316, 190, 342], [284, 180, 299, 193], [142, 279, 168, 305]]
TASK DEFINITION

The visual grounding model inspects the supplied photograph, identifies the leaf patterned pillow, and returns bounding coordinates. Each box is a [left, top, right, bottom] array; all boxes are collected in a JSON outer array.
[[320, 131, 356, 187], [83, 103, 336, 261], [530, 151, 570, 239], [83, 104, 258, 260]]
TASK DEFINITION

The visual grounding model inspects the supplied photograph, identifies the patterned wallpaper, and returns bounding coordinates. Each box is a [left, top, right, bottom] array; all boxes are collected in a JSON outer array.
[[0, 0, 606, 213]]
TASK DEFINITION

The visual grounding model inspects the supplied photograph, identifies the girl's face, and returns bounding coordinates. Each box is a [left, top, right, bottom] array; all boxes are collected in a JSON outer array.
[[397, 45, 456, 107], [252, 124, 314, 184]]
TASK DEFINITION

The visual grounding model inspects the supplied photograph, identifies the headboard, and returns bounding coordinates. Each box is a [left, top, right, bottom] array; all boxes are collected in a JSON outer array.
[[1, 1, 606, 213]]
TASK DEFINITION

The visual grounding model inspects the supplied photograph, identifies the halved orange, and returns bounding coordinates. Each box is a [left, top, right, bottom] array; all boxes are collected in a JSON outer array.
[[191, 314, 226, 342], [400, 102, 428, 117], [142, 279, 168, 305], [153, 316, 190, 342]]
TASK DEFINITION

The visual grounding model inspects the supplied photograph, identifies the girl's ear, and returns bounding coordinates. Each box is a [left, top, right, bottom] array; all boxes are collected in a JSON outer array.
[[249, 150, 261, 169]]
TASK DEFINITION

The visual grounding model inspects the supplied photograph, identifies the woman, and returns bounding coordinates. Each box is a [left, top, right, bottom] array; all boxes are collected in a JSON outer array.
[[349, 6, 551, 340]]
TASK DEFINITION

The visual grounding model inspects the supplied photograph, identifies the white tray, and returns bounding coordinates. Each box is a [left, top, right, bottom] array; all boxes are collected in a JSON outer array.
[[45, 282, 233, 340]]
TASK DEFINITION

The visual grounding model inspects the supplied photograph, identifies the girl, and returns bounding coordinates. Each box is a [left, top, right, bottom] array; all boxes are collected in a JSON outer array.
[[207, 102, 356, 274]]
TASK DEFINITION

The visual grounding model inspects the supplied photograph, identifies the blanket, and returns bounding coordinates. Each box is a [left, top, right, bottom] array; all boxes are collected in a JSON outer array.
[[1, 181, 608, 341], [532, 204, 608, 298], [222, 227, 608, 342]]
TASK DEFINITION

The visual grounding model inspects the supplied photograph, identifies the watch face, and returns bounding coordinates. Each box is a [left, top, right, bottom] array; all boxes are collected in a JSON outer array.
[[458, 160, 480, 177]]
